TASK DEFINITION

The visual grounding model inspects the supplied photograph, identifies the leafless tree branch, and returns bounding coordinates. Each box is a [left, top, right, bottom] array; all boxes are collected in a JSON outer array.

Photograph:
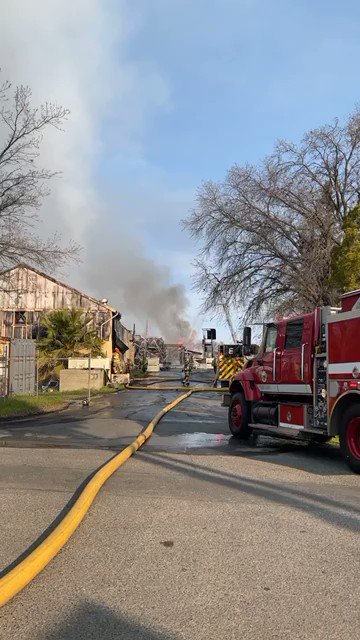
[[184, 108, 360, 322], [0, 75, 79, 273]]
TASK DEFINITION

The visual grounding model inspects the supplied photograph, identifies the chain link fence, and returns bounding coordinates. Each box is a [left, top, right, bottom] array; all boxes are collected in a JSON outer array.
[[0, 345, 110, 404]]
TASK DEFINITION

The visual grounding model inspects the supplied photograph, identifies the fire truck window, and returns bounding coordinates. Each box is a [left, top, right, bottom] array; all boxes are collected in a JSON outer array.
[[265, 325, 277, 352], [284, 319, 304, 349]]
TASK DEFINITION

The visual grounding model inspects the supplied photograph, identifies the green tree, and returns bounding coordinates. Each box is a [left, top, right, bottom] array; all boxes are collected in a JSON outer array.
[[37, 309, 104, 379], [330, 205, 360, 293]]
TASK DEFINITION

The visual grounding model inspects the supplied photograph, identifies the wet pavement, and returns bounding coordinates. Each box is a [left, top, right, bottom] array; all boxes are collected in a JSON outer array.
[[0, 369, 347, 474], [0, 370, 226, 451]]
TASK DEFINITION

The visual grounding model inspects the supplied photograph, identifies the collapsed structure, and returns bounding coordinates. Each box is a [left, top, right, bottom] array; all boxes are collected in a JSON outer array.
[[134, 335, 203, 372]]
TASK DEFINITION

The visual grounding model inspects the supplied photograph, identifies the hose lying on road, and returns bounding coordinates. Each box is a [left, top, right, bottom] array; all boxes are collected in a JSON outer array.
[[131, 376, 181, 386], [127, 377, 224, 392], [130, 377, 220, 388], [0, 379, 223, 607], [127, 385, 224, 391]]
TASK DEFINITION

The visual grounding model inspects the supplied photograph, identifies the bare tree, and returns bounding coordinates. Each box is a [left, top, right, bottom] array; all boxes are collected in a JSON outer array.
[[185, 109, 360, 322], [0, 77, 79, 271]]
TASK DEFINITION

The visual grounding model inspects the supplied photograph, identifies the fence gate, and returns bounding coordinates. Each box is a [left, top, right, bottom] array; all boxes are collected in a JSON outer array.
[[9, 339, 36, 395]]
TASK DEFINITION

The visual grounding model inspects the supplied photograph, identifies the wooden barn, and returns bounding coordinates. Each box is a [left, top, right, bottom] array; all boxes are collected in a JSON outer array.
[[0, 264, 132, 363]]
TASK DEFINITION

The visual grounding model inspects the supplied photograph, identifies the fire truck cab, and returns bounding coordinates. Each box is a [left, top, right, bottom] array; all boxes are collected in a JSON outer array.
[[227, 290, 360, 473]]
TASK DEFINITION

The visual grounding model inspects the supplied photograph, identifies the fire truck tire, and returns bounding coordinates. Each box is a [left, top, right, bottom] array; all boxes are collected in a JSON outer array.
[[339, 404, 360, 474], [228, 392, 252, 440]]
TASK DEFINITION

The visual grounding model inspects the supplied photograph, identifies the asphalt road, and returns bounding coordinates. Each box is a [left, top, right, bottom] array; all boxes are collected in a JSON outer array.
[[0, 371, 359, 639], [0, 371, 225, 451]]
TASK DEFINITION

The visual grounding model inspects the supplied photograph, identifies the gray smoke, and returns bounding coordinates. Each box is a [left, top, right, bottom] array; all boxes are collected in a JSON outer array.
[[0, 1, 196, 344], [86, 228, 194, 343]]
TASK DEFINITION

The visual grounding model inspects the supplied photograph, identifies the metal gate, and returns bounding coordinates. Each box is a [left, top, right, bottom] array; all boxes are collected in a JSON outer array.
[[9, 339, 36, 395]]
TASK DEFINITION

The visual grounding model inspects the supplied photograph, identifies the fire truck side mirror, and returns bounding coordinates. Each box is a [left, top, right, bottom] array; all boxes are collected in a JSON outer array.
[[243, 326, 252, 356]]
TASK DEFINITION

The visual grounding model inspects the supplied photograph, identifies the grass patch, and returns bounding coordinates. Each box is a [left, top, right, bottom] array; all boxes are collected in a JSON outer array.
[[98, 385, 124, 393], [0, 386, 120, 419], [130, 369, 149, 379], [0, 394, 69, 418]]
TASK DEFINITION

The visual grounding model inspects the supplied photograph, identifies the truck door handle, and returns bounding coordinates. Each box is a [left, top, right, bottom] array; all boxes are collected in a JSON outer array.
[[273, 349, 277, 382], [301, 343, 307, 380]]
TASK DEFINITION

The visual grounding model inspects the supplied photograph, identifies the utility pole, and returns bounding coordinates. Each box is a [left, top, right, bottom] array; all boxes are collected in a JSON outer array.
[[144, 318, 149, 372], [87, 352, 91, 406]]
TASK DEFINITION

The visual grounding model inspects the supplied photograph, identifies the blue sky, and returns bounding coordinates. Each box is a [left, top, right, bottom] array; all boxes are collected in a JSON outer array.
[[91, 0, 360, 337], [104, 0, 360, 181]]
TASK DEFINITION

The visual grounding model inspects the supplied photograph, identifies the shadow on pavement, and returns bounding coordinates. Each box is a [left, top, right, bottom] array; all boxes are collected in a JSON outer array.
[[224, 436, 347, 476], [39, 602, 177, 640], [139, 451, 360, 533]]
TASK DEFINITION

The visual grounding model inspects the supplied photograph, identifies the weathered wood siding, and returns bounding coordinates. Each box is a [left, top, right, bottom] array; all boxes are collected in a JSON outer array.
[[0, 267, 107, 312], [0, 267, 114, 349]]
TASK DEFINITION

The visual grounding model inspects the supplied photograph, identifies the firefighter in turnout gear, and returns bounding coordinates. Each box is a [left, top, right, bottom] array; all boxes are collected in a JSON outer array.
[[182, 349, 193, 386], [212, 353, 220, 387]]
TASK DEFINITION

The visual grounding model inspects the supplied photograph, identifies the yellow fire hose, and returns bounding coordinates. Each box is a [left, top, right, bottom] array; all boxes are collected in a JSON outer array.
[[127, 385, 224, 391], [0, 378, 223, 607]]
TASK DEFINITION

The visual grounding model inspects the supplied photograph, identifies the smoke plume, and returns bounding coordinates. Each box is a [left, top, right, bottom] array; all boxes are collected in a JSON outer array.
[[0, 0, 195, 342], [86, 228, 194, 343]]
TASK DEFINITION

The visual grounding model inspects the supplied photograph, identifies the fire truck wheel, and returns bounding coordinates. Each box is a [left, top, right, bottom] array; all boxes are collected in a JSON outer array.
[[339, 404, 360, 474], [228, 392, 252, 440]]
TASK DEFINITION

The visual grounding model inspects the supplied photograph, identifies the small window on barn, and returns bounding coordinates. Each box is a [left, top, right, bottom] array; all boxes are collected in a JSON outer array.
[[15, 311, 26, 324], [284, 319, 304, 349]]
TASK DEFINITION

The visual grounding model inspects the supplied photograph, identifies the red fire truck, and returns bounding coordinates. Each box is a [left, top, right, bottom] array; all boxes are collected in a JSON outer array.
[[226, 290, 360, 473]]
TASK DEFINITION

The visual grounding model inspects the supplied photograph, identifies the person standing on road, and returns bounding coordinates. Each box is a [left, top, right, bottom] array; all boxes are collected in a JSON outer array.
[[212, 352, 220, 387], [182, 350, 193, 386]]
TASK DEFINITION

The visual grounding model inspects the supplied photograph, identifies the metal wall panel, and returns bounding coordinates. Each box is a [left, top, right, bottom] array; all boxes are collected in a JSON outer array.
[[9, 339, 36, 395]]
